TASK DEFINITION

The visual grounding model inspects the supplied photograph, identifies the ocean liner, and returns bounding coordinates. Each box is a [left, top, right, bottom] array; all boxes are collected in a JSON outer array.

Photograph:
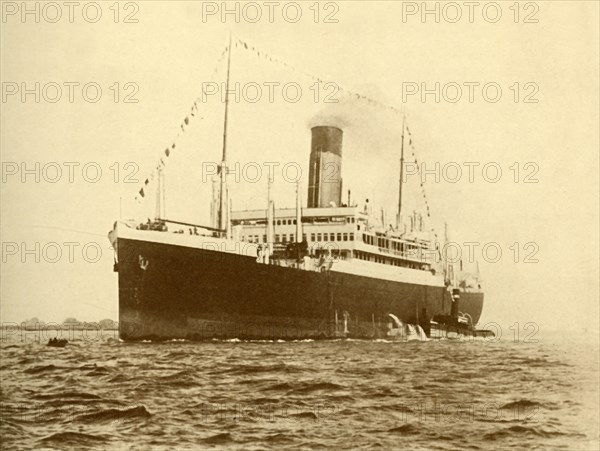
[[108, 39, 489, 341]]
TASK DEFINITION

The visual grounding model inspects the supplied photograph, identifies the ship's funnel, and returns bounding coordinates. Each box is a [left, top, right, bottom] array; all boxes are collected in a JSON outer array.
[[307, 126, 343, 208]]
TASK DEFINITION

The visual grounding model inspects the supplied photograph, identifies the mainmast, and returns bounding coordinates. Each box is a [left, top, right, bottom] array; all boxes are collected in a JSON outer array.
[[218, 33, 233, 235], [396, 115, 406, 230]]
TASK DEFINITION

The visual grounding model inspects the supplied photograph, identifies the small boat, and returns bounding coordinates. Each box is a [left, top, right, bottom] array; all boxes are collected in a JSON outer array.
[[47, 338, 68, 347]]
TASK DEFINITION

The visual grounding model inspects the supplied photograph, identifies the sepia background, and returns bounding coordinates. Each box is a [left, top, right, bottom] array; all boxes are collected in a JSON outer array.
[[1, 1, 598, 335]]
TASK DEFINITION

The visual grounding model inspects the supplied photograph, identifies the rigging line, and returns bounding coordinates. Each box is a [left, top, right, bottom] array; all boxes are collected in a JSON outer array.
[[234, 36, 441, 239], [233, 36, 439, 220], [403, 127, 433, 219], [233, 37, 404, 116], [79, 301, 118, 314], [134, 43, 229, 205], [25, 225, 108, 238]]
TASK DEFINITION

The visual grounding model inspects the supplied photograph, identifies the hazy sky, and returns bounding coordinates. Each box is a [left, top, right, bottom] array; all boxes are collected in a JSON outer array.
[[1, 1, 598, 333]]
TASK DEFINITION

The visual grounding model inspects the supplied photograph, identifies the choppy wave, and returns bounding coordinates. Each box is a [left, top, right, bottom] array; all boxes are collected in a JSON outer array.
[[74, 406, 151, 423], [1, 332, 598, 450], [39, 431, 109, 446]]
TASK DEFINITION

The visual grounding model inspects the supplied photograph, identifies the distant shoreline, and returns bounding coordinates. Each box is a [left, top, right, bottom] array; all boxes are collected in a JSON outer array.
[[2, 324, 119, 331]]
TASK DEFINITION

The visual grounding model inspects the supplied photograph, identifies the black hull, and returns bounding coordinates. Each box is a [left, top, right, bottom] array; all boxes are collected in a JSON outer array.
[[117, 237, 484, 340]]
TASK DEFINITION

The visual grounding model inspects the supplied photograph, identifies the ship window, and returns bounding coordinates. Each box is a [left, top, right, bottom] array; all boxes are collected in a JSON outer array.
[[275, 234, 280, 243], [282, 234, 287, 243], [343, 233, 348, 241], [276, 220, 280, 225], [350, 233, 354, 241], [290, 234, 294, 242], [293, 219, 297, 225], [311, 233, 315, 241], [317, 233, 322, 241], [303, 233, 307, 242], [263, 235, 267, 243], [337, 233, 342, 241]]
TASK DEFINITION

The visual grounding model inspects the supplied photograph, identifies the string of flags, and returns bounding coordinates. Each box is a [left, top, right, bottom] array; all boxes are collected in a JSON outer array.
[[132, 36, 436, 238], [234, 36, 436, 230], [133, 45, 229, 204], [406, 126, 431, 218], [405, 125, 432, 219], [233, 37, 404, 116]]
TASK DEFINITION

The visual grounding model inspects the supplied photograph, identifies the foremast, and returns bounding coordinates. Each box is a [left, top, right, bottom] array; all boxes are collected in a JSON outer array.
[[218, 33, 233, 238]]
